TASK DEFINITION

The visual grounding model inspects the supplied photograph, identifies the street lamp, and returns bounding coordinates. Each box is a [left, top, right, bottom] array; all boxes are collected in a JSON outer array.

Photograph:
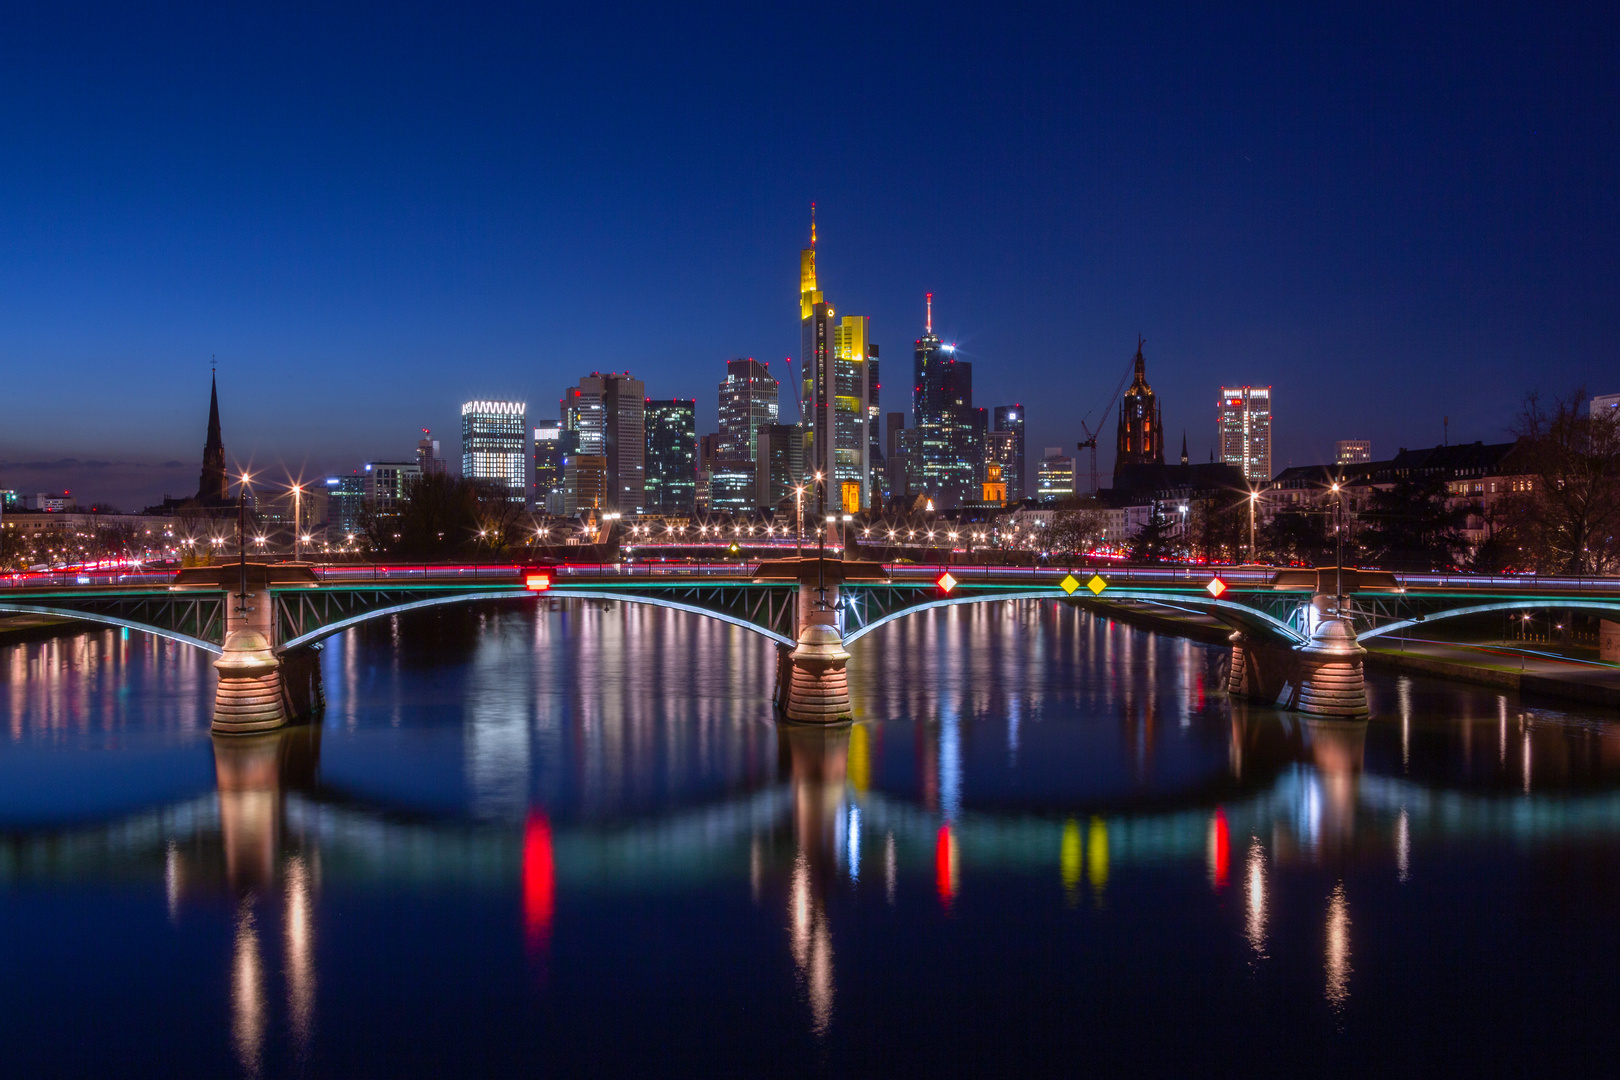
[[289, 481, 304, 563], [1248, 490, 1259, 564], [1330, 481, 1344, 613]]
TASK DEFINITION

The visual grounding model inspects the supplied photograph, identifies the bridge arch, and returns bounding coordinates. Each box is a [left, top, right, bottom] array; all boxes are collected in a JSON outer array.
[[1357, 599, 1620, 641], [277, 588, 797, 652], [0, 603, 224, 654], [842, 589, 1308, 646]]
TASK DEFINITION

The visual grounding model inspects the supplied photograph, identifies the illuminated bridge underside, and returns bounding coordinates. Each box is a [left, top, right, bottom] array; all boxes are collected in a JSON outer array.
[[3, 575, 1618, 659], [0, 596, 225, 654]]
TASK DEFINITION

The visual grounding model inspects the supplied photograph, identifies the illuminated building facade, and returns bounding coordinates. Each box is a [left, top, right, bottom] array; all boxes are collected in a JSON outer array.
[[755, 422, 804, 510], [718, 359, 778, 463], [993, 405, 1026, 499], [564, 374, 644, 514], [461, 399, 527, 503], [533, 422, 566, 511], [562, 455, 607, 514], [1218, 385, 1273, 483], [1038, 447, 1076, 502], [645, 399, 697, 513], [1114, 340, 1164, 482], [1335, 440, 1371, 465], [913, 294, 978, 507], [799, 213, 878, 511], [417, 430, 447, 476]]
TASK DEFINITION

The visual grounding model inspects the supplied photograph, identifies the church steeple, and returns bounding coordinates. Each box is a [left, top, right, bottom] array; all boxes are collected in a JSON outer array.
[[1114, 338, 1165, 481], [197, 368, 228, 504], [1181, 430, 1189, 465]]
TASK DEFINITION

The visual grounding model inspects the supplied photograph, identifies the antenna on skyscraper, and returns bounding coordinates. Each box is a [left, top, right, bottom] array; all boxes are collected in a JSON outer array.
[[810, 202, 816, 247], [926, 293, 933, 335]]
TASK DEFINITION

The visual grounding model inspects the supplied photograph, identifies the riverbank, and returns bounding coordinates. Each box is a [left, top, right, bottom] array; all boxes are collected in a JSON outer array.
[[1081, 597, 1620, 712], [1363, 640, 1620, 711]]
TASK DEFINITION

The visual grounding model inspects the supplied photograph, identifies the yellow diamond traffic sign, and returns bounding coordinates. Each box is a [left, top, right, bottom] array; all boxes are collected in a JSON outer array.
[[1206, 576, 1228, 598], [1086, 574, 1107, 595], [936, 572, 957, 593], [1060, 573, 1080, 594]]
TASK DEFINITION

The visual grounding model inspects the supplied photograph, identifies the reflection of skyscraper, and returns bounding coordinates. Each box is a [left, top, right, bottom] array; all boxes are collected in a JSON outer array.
[[461, 400, 528, 503], [799, 211, 879, 510], [1114, 340, 1163, 482], [913, 295, 977, 507], [718, 359, 779, 462], [993, 405, 1025, 499], [1218, 386, 1273, 483], [645, 400, 696, 513]]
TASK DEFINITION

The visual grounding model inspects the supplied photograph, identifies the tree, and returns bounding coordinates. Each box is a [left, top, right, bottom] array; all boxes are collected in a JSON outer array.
[[1187, 492, 1249, 564], [1357, 474, 1472, 570], [1259, 509, 1335, 567], [1501, 390, 1620, 575], [364, 473, 507, 559], [1048, 509, 1107, 557], [1128, 502, 1175, 564]]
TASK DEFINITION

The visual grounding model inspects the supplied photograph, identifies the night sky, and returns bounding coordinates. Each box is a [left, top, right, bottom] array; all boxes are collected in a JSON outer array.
[[1, 2, 1616, 509]]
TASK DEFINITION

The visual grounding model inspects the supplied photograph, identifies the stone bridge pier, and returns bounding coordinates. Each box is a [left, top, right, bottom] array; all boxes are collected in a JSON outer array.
[[176, 564, 324, 735], [1227, 581, 1368, 719], [767, 558, 885, 724]]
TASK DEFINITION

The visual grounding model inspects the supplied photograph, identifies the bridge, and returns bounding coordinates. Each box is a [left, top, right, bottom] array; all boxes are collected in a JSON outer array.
[[3, 559, 1619, 729]]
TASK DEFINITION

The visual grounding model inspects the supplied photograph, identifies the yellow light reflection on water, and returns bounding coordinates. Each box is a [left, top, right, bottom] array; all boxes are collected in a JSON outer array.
[[1087, 817, 1109, 895], [1060, 819, 1081, 905], [1245, 840, 1268, 958]]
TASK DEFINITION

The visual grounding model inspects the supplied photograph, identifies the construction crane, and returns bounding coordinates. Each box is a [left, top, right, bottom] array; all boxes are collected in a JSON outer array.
[[1077, 353, 1137, 496]]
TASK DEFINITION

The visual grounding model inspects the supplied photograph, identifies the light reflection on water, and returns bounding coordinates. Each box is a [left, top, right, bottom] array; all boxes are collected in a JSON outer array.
[[2, 601, 1620, 1076]]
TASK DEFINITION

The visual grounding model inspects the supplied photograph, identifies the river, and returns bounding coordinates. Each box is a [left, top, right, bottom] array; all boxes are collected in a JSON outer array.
[[2, 599, 1618, 1077]]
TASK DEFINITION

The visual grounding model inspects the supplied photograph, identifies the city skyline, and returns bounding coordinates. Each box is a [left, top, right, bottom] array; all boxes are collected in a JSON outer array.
[[2, 4, 1618, 508]]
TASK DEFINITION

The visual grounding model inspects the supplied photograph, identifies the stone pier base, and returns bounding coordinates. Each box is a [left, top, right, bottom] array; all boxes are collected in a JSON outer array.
[[780, 624, 852, 723], [1226, 619, 1369, 719], [212, 629, 288, 735]]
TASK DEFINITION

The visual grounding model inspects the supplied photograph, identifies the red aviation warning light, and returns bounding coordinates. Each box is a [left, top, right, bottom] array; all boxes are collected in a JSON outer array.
[[936, 571, 957, 594], [525, 573, 552, 592], [1206, 576, 1228, 598]]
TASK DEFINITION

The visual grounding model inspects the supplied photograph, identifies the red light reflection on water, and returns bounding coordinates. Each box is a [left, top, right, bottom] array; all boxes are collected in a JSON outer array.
[[1209, 808, 1230, 891], [523, 811, 555, 947], [935, 824, 958, 906]]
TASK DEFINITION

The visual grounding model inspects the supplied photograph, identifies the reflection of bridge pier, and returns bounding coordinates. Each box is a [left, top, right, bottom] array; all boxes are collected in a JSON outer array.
[[212, 725, 322, 892], [778, 720, 849, 1035]]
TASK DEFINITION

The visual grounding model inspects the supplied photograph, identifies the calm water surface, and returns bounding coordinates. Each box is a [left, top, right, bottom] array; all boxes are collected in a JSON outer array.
[[3, 600, 1619, 1077]]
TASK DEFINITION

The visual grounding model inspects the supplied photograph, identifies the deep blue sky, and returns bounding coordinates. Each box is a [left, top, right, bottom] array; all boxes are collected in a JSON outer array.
[[1, 1, 1616, 508]]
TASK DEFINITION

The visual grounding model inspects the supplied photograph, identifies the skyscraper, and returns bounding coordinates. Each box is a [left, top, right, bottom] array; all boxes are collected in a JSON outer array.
[[1114, 339, 1164, 481], [718, 359, 779, 463], [533, 421, 565, 510], [992, 405, 1026, 499], [1038, 448, 1076, 502], [645, 399, 697, 514], [461, 400, 527, 503], [912, 294, 978, 507], [755, 422, 804, 510], [602, 374, 646, 515], [417, 429, 447, 476], [1218, 386, 1273, 483], [565, 374, 645, 514], [799, 212, 879, 511]]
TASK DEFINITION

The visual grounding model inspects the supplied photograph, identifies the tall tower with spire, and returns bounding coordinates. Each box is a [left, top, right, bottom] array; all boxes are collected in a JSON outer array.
[[197, 369, 229, 504], [1114, 338, 1164, 481]]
